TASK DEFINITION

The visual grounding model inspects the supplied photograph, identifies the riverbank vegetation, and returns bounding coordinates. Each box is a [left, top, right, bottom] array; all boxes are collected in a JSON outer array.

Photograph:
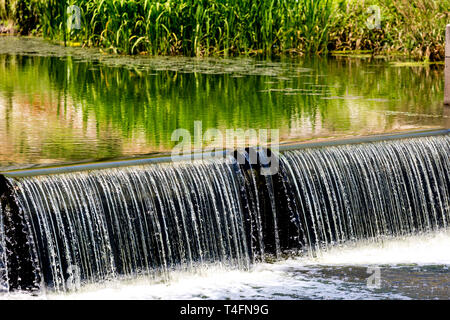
[[1, 0, 449, 61]]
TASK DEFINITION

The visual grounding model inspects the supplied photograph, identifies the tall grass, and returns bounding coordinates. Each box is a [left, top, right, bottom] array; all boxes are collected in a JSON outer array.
[[329, 0, 449, 61], [1, 0, 39, 34], [19, 0, 335, 56], [0, 0, 13, 21], [5, 0, 450, 60]]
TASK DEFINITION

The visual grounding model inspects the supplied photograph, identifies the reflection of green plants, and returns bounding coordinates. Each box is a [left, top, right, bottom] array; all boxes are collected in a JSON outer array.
[[0, 54, 444, 164]]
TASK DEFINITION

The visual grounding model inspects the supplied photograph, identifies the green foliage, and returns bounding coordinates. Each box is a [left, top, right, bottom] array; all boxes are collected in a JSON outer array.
[[5, 0, 450, 60], [1, 0, 40, 34], [0, 0, 13, 21], [23, 0, 334, 56], [328, 0, 449, 61]]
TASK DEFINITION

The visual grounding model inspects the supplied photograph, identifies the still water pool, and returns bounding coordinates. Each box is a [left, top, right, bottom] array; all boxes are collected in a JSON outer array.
[[0, 37, 447, 170]]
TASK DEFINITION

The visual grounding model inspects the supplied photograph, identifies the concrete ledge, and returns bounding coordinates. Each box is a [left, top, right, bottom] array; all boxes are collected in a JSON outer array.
[[1, 129, 448, 178], [277, 129, 450, 152]]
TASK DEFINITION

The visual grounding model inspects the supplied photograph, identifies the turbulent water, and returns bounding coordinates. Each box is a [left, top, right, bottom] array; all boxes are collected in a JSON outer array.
[[0, 134, 449, 295], [4, 229, 450, 300]]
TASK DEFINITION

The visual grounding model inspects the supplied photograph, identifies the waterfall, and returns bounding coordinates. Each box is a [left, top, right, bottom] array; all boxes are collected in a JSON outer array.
[[0, 205, 8, 292], [279, 135, 450, 250], [0, 134, 448, 292], [3, 156, 275, 291]]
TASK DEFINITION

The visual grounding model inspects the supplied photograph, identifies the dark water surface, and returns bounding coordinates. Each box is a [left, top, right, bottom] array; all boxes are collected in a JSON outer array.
[[0, 37, 447, 170]]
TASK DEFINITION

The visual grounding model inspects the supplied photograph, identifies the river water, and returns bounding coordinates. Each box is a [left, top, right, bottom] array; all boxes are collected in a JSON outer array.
[[0, 37, 448, 300], [0, 37, 447, 170]]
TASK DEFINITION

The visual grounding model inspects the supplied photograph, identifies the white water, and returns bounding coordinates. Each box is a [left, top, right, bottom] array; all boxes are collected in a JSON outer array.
[[304, 229, 450, 266], [2, 135, 448, 292], [1, 135, 448, 297], [4, 228, 448, 300]]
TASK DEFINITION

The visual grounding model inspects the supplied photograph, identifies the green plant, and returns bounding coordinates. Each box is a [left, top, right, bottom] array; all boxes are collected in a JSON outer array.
[[7, 0, 450, 60]]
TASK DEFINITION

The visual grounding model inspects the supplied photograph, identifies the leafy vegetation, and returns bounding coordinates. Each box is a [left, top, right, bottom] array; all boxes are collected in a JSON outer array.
[[329, 0, 449, 61], [2, 0, 449, 61]]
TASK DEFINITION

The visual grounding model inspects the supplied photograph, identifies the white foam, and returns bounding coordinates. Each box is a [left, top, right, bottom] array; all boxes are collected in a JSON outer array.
[[296, 228, 450, 266], [45, 264, 407, 300], [3, 229, 449, 300]]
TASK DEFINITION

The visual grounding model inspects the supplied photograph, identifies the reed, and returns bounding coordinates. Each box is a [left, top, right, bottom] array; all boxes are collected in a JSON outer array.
[[9, 0, 334, 56], [328, 0, 449, 61], [5, 0, 450, 61]]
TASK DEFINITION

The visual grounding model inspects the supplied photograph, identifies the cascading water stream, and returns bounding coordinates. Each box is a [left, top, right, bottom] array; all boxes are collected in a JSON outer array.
[[3, 156, 270, 291], [0, 134, 448, 293], [279, 135, 450, 250], [0, 205, 8, 292]]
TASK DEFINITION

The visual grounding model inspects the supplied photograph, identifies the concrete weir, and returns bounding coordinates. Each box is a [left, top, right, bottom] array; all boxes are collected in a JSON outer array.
[[0, 129, 448, 292]]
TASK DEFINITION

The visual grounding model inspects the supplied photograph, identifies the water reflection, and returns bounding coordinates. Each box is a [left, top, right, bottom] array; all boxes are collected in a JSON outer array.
[[0, 45, 447, 169]]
